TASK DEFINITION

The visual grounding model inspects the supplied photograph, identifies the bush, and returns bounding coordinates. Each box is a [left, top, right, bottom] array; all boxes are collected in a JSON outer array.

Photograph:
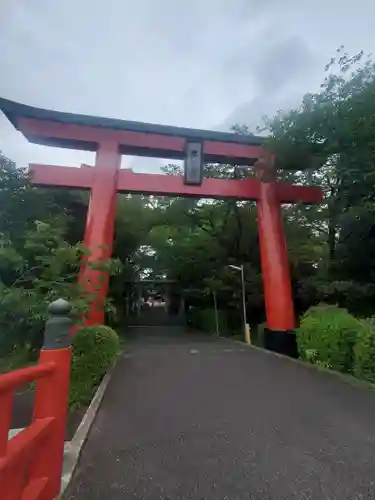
[[297, 304, 362, 373], [187, 307, 228, 335], [69, 325, 120, 410], [354, 318, 375, 383]]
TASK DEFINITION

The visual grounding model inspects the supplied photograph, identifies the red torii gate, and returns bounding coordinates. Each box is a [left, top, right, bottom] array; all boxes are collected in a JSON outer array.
[[0, 98, 322, 342]]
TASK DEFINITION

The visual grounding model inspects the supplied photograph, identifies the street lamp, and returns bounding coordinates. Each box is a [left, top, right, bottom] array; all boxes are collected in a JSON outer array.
[[228, 264, 249, 343]]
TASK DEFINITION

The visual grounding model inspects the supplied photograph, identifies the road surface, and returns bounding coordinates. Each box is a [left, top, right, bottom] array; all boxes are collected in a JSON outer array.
[[66, 327, 375, 499]]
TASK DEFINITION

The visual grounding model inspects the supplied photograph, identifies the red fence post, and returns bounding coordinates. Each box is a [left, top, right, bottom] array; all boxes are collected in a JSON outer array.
[[29, 298, 72, 499], [0, 391, 14, 458]]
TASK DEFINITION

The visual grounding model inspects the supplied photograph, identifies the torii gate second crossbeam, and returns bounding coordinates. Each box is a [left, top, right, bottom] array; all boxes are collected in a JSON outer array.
[[0, 98, 323, 344]]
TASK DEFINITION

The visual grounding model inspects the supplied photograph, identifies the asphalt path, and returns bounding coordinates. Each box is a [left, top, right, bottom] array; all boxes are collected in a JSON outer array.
[[66, 327, 375, 499]]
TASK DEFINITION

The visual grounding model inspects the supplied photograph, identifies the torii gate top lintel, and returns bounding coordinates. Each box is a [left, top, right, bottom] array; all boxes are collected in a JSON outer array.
[[0, 98, 322, 204], [0, 98, 265, 165]]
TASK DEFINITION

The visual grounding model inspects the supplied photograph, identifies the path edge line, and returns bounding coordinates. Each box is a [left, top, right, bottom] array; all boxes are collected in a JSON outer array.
[[217, 335, 375, 391], [58, 358, 119, 498]]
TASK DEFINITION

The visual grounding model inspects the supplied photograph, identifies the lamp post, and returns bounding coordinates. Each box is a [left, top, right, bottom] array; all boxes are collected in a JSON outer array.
[[229, 264, 249, 343]]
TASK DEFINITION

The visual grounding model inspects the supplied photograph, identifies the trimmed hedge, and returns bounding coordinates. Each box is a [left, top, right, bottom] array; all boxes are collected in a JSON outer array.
[[69, 325, 120, 410], [187, 307, 228, 335], [297, 304, 361, 373], [354, 318, 375, 383]]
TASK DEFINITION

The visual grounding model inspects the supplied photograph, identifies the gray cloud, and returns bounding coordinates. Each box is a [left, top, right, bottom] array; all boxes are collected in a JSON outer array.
[[220, 37, 317, 131], [0, 0, 374, 172], [252, 37, 316, 94]]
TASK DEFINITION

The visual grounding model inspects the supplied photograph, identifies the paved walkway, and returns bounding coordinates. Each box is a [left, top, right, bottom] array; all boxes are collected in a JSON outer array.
[[66, 327, 375, 499]]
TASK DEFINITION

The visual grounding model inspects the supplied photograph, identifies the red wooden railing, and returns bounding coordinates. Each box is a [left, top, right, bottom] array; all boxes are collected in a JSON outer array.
[[0, 299, 72, 500]]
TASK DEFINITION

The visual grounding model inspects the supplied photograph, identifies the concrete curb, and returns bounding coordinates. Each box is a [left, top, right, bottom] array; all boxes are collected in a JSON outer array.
[[58, 360, 118, 498], [218, 335, 375, 391]]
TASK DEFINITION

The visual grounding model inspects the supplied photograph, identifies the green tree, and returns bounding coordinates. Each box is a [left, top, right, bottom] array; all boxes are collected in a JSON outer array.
[[262, 47, 375, 315], [0, 154, 121, 359]]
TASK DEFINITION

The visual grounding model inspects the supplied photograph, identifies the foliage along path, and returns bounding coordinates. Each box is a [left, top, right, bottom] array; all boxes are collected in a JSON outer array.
[[65, 327, 375, 500]]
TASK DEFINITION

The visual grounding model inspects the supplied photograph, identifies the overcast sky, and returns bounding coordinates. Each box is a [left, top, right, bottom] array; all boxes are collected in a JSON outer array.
[[0, 1, 373, 172]]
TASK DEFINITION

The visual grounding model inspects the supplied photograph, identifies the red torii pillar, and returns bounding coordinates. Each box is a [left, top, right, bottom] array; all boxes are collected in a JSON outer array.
[[0, 98, 323, 337], [255, 157, 295, 332], [78, 141, 121, 324]]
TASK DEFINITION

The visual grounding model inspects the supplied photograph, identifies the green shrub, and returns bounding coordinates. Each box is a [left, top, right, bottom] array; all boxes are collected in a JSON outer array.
[[297, 304, 362, 373], [186, 307, 200, 328], [354, 318, 375, 383], [300, 303, 339, 321], [187, 307, 227, 335], [199, 309, 226, 334], [69, 325, 120, 410]]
